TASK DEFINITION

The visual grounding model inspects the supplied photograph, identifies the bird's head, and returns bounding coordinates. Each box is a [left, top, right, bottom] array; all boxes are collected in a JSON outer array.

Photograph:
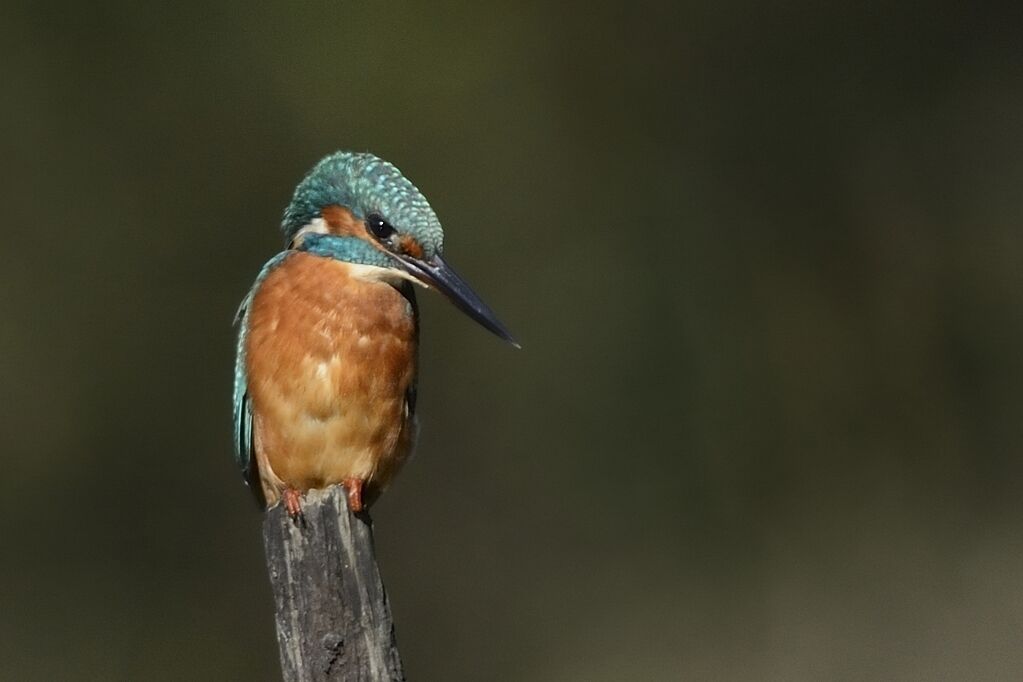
[[281, 151, 518, 346]]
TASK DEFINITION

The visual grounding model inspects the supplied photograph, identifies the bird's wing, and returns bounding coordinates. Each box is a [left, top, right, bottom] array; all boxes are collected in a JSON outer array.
[[233, 251, 292, 503], [398, 279, 420, 419]]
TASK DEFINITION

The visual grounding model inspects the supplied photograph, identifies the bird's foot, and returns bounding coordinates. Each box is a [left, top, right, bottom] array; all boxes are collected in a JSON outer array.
[[342, 477, 364, 513], [282, 487, 304, 523]]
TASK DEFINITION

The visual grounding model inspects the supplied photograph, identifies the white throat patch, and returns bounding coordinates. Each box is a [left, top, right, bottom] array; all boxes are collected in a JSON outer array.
[[347, 262, 425, 286]]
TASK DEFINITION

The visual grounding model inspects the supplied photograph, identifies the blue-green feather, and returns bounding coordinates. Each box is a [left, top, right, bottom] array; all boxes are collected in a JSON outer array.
[[281, 151, 444, 259], [233, 251, 292, 496], [296, 232, 397, 267]]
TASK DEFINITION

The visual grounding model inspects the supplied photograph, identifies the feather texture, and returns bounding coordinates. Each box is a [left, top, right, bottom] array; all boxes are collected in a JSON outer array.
[[234, 251, 419, 507], [233, 251, 293, 499]]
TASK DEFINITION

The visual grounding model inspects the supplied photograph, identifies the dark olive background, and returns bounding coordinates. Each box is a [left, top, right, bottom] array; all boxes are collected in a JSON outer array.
[[2, 2, 1022, 680]]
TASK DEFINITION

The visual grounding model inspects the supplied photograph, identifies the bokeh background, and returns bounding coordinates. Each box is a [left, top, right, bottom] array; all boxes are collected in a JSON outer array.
[[2, 2, 1022, 680]]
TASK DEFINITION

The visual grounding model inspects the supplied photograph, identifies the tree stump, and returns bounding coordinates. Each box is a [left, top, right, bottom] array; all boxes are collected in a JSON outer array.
[[262, 485, 404, 681]]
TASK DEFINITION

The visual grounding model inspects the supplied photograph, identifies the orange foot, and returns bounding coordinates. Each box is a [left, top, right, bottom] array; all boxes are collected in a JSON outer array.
[[282, 487, 304, 522], [343, 477, 364, 513]]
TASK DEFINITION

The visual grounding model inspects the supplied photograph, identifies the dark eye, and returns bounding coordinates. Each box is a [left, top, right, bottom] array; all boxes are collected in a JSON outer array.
[[366, 213, 395, 240]]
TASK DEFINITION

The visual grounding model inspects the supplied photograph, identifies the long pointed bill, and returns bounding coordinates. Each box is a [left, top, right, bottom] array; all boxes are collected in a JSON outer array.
[[397, 254, 520, 347]]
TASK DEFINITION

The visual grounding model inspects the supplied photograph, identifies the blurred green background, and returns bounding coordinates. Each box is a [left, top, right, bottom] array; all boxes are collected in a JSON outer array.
[[2, 2, 1022, 680]]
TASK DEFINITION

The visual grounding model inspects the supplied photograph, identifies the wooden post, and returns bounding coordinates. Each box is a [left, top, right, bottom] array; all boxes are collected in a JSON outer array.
[[262, 485, 405, 681]]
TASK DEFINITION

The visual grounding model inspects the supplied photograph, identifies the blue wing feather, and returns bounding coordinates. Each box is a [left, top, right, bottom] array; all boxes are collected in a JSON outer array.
[[397, 279, 419, 419], [233, 251, 292, 499]]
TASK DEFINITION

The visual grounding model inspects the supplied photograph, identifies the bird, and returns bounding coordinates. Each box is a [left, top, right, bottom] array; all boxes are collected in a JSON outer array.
[[233, 151, 517, 518]]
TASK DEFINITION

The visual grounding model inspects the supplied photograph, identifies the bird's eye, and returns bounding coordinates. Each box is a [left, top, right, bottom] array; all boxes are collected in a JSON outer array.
[[366, 213, 395, 240]]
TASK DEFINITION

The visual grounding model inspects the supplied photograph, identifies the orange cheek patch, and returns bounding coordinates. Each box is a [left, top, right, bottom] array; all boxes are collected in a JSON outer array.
[[320, 204, 365, 237], [398, 235, 424, 259], [317, 205, 424, 260]]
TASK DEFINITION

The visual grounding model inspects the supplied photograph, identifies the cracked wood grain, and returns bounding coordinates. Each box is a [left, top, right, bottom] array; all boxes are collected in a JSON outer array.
[[263, 485, 404, 681]]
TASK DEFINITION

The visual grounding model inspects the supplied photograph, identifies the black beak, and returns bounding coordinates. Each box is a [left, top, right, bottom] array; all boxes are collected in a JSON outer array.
[[397, 254, 520, 348]]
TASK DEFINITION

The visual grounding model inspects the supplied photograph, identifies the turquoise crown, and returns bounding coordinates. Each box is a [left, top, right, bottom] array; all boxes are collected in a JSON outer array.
[[281, 151, 444, 258]]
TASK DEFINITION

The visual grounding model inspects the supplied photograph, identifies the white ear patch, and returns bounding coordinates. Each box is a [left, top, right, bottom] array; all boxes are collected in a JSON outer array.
[[290, 218, 330, 247]]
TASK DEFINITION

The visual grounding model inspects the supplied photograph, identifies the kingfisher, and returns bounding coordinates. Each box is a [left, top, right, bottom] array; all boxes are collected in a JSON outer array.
[[233, 151, 517, 517]]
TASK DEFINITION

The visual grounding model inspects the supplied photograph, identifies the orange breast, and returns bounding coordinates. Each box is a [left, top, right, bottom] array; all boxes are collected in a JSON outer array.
[[244, 252, 418, 504]]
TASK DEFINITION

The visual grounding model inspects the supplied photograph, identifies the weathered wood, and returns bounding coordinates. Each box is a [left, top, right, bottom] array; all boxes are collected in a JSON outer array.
[[262, 485, 404, 681]]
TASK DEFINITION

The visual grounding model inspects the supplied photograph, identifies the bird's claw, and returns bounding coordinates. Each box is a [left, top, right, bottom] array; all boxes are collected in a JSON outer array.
[[283, 488, 305, 524], [343, 477, 364, 513]]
